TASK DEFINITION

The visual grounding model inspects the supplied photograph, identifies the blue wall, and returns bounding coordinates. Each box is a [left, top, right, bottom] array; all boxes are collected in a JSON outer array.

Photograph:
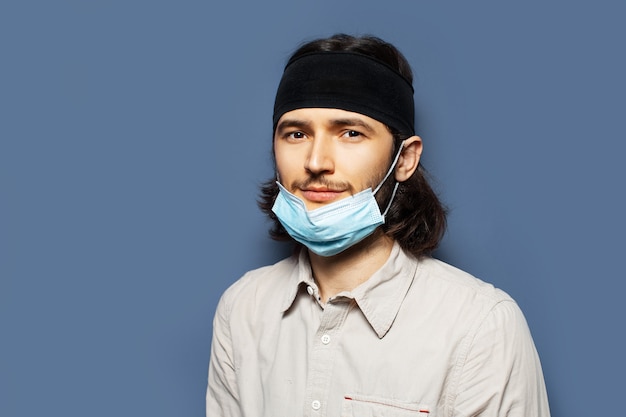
[[2, 1, 624, 416]]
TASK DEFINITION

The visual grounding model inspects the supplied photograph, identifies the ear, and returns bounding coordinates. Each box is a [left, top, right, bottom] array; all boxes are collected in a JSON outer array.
[[395, 136, 422, 182]]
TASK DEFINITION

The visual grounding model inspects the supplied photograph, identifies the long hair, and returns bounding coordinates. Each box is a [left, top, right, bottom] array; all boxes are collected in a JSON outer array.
[[258, 34, 447, 257]]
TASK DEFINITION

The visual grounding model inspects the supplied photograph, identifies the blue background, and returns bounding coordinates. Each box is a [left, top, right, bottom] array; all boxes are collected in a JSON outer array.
[[2, 1, 624, 416]]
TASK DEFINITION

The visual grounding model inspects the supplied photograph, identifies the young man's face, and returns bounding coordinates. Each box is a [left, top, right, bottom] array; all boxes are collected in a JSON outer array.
[[273, 108, 395, 211]]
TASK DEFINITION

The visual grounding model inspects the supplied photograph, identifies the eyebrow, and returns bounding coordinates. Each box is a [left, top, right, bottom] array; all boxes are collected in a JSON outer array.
[[328, 118, 376, 133], [275, 117, 376, 134], [275, 119, 311, 134]]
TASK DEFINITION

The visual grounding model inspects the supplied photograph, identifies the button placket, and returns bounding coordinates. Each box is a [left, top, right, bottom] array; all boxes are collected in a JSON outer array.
[[302, 299, 352, 416]]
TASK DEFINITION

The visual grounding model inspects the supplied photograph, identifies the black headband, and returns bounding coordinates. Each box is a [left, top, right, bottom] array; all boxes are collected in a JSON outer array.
[[273, 51, 415, 135]]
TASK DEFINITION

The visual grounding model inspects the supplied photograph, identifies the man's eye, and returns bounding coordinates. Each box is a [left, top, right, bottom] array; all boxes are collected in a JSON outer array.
[[288, 131, 305, 139], [344, 130, 362, 138]]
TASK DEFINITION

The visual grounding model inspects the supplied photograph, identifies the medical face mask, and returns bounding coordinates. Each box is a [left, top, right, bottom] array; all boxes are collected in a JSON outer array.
[[271, 142, 405, 257]]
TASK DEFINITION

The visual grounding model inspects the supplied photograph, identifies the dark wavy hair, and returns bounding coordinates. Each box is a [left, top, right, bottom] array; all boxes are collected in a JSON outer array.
[[258, 34, 447, 257]]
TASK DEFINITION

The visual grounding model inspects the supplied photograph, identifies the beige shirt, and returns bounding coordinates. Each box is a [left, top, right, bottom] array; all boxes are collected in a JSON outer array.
[[207, 243, 550, 417]]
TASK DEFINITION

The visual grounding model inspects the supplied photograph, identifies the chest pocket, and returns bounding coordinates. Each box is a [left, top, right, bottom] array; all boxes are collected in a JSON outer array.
[[341, 394, 434, 417]]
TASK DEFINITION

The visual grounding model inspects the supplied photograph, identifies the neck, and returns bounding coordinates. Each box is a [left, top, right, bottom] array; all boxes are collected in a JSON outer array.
[[308, 230, 395, 303]]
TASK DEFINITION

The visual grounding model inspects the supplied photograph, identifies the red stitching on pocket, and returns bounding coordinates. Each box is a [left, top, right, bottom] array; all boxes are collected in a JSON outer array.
[[344, 396, 430, 414]]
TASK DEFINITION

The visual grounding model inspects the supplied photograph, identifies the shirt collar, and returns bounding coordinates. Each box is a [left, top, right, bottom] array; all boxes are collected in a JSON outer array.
[[280, 242, 419, 339], [348, 242, 418, 338], [280, 249, 317, 312]]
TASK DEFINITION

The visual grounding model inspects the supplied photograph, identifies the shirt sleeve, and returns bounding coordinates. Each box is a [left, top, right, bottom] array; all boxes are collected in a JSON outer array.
[[206, 293, 241, 417], [449, 299, 551, 417]]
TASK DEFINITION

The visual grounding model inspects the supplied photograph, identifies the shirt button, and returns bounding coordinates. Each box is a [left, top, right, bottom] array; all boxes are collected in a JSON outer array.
[[321, 334, 331, 344], [311, 400, 321, 410], [307, 286, 314, 296]]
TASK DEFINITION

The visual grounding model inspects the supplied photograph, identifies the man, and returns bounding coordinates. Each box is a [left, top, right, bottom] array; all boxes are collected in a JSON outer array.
[[207, 34, 550, 416]]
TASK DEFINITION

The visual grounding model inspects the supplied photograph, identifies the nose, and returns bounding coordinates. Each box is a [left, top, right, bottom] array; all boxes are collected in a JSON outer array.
[[304, 137, 334, 176]]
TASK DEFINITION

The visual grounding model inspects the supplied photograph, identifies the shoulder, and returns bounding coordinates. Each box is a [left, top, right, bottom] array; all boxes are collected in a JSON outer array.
[[215, 255, 300, 319], [407, 257, 522, 334], [416, 257, 513, 304], [415, 257, 536, 356]]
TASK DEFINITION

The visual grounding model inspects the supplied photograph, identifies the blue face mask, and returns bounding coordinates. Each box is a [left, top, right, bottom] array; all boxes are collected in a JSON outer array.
[[271, 142, 404, 257]]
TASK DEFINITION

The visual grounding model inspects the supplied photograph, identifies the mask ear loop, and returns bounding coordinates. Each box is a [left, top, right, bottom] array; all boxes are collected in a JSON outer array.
[[373, 140, 406, 218], [381, 183, 400, 218]]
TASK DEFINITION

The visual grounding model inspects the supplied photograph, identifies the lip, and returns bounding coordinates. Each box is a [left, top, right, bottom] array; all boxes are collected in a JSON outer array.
[[301, 187, 346, 203]]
